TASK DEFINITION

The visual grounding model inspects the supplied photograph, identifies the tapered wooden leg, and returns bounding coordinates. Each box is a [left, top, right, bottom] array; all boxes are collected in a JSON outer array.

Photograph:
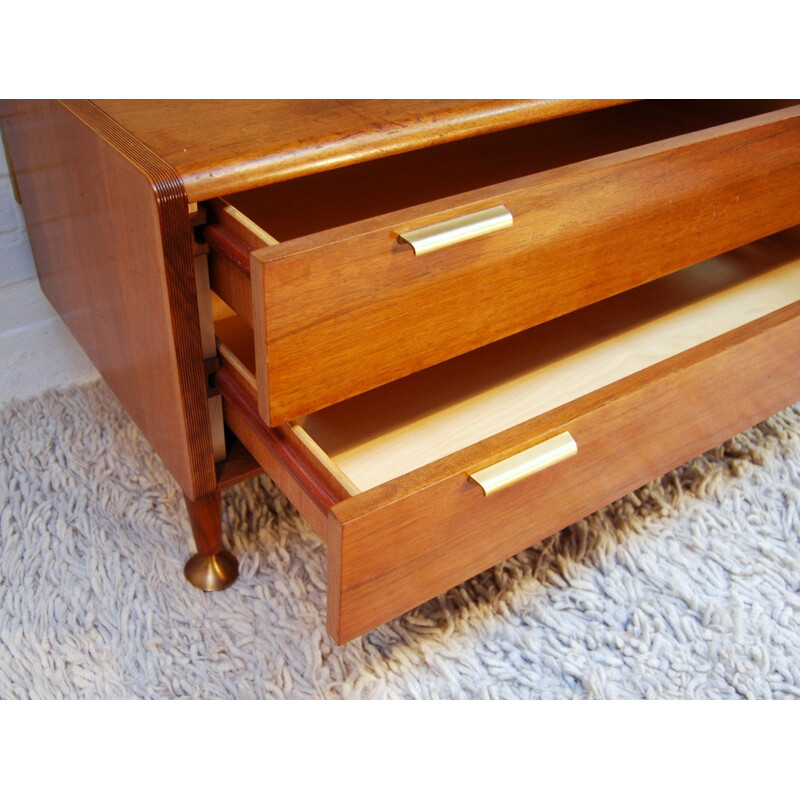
[[183, 489, 239, 591]]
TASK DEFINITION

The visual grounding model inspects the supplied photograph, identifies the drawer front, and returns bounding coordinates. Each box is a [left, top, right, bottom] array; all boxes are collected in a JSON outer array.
[[325, 303, 800, 644], [250, 106, 800, 426]]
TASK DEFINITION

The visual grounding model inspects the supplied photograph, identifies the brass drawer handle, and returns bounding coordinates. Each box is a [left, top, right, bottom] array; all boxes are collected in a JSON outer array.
[[398, 205, 513, 255], [468, 432, 578, 497]]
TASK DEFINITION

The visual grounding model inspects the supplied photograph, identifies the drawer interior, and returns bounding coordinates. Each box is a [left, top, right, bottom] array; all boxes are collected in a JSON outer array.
[[216, 227, 800, 494], [219, 100, 796, 243]]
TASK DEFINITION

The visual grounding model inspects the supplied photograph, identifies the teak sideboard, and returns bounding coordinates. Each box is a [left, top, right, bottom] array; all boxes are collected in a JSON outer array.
[[3, 99, 800, 644]]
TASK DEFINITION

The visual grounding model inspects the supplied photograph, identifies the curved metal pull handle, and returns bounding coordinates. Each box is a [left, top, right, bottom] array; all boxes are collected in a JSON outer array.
[[397, 205, 513, 255], [468, 432, 578, 497]]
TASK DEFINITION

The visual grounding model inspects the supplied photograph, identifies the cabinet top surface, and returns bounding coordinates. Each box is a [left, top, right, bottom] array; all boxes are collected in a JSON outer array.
[[91, 99, 632, 202]]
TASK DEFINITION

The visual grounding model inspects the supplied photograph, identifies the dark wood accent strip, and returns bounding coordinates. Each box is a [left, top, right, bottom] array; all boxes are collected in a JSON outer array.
[[203, 224, 252, 275], [216, 366, 349, 541]]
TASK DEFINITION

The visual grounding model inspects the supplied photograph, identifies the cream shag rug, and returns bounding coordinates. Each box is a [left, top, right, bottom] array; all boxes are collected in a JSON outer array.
[[1, 380, 799, 699]]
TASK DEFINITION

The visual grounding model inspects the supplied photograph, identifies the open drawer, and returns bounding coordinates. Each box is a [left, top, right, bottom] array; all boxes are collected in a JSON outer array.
[[215, 227, 800, 644], [205, 100, 800, 427]]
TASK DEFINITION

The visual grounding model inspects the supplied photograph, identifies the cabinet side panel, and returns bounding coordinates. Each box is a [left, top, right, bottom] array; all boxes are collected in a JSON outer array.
[[0, 100, 216, 499]]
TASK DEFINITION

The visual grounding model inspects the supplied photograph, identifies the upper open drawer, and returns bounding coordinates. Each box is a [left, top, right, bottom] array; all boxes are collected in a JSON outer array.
[[204, 100, 800, 426]]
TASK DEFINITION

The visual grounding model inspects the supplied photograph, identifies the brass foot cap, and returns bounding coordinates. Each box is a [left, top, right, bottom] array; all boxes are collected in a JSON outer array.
[[184, 550, 239, 591]]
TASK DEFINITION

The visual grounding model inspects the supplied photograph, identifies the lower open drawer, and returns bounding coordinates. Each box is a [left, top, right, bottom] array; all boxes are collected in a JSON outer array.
[[215, 229, 800, 643]]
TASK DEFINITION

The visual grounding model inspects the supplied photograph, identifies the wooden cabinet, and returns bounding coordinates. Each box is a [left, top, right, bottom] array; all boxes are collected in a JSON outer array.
[[3, 99, 800, 644]]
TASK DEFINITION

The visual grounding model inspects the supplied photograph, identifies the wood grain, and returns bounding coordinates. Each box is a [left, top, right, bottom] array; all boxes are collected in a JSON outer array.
[[184, 490, 223, 556], [0, 100, 216, 499], [248, 104, 800, 425], [326, 300, 800, 643], [91, 100, 635, 202], [224, 100, 793, 243]]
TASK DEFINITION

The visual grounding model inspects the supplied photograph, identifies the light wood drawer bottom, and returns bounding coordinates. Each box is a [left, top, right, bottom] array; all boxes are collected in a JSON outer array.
[[216, 231, 800, 643]]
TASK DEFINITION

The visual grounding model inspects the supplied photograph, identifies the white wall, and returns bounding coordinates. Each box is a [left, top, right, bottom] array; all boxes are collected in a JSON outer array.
[[0, 139, 37, 288]]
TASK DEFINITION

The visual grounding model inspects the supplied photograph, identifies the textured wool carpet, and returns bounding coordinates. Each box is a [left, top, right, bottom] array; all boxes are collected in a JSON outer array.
[[1, 380, 799, 699]]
